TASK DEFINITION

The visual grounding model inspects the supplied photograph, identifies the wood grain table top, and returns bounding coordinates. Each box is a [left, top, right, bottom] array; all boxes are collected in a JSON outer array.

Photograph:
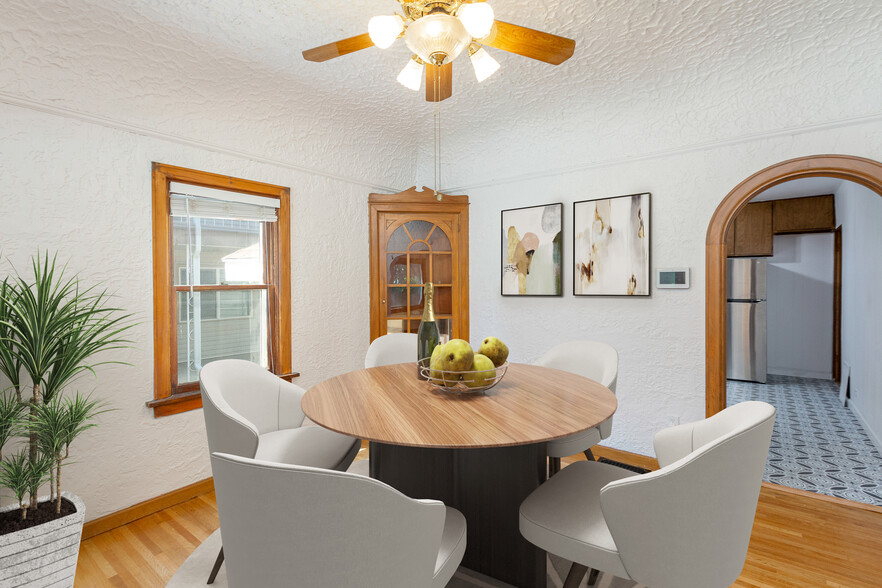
[[302, 362, 617, 448]]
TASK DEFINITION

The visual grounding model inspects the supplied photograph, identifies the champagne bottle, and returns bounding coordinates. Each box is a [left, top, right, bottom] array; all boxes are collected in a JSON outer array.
[[417, 282, 441, 380]]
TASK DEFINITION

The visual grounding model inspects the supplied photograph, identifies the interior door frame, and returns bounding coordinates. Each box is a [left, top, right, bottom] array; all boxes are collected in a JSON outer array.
[[833, 225, 842, 384], [369, 186, 470, 342], [705, 155, 882, 416]]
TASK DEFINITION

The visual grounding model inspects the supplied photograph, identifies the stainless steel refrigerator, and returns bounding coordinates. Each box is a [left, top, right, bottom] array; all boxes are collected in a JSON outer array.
[[727, 258, 767, 383]]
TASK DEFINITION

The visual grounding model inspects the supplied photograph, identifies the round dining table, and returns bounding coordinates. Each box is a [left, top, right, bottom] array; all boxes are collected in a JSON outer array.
[[303, 362, 617, 588]]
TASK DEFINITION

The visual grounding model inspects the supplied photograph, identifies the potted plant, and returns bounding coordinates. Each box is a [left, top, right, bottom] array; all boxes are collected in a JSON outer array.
[[0, 253, 133, 586]]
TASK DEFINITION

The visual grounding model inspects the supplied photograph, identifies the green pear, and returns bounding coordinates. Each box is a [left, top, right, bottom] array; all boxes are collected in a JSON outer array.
[[479, 337, 509, 367], [441, 339, 474, 372], [429, 344, 446, 382], [464, 354, 496, 388]]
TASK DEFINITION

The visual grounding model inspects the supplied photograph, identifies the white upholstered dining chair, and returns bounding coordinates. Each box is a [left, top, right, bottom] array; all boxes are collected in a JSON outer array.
[[519, 401, 776, 588], [211, 452, 467, 588], [534, 340, 619, 475], [199, 359, 360, 582], [364, 332, 419, 368]]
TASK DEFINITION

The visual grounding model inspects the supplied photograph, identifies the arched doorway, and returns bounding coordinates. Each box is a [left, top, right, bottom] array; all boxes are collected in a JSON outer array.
[[705, 155, 882, 416]]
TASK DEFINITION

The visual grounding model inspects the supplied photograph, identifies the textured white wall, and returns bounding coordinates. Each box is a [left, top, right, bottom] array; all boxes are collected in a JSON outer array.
[[467, 122, 882, 455], [767, 233, 834, 378], [835, 182, 882, 449], [1, 0, 881, 519], [0, 103, 400, 519]]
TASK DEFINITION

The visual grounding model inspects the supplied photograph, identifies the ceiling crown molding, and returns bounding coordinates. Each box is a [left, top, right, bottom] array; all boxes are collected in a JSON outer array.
[[0, 91, 402, 194], [445, 112, 882, 193]]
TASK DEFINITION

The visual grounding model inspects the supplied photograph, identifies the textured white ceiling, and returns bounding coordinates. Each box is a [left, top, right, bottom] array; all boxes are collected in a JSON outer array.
[[752, 177, 843, 202], [2, 0, 881, 188]]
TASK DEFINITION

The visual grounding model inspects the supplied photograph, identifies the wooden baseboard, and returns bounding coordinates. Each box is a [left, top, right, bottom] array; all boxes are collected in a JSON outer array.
[[590, 445, 660, 471], [82, 477, 214, 540], [560, 444, 660, 471]]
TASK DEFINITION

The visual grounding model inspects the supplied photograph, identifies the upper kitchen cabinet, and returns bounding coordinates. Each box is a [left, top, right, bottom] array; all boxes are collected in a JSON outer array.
[[772, 194, 836, 233], [728, 201, 774, 257], [727, 195, 837, 257]]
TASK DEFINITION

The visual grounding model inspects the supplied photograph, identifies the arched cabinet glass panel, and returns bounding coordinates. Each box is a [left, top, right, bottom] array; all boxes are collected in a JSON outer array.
[[385, 221, 453, 341]]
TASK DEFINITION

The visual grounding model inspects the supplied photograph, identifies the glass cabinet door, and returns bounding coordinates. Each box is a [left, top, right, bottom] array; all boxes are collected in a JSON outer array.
[[383, 220, 453, 343]]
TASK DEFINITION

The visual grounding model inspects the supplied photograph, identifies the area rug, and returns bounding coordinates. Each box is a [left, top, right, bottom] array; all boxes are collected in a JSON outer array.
[[166, 528, 642, 588]]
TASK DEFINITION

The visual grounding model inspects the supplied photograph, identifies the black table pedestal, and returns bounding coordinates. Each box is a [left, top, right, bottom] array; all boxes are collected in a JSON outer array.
[[369, 441, 547, 588]]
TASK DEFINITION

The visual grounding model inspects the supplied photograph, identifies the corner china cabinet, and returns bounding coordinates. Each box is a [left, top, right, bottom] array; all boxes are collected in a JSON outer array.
[[369, 187, 469, 343]]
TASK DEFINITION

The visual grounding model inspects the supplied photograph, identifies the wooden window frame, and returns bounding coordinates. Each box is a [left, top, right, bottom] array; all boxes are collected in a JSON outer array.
[[148, 163, 292, 417]]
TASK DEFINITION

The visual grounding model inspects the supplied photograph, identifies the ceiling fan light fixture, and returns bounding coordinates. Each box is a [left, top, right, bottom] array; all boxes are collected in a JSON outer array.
[[457, 2, 495, 39], [368, 14, 405, 49], [469, 46, 500, 82], [397, 57, 424, 91], [404, 13, 471, 65]]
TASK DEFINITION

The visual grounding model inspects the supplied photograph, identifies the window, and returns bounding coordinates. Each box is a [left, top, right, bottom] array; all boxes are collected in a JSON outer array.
[[149, 164, 291, 417]]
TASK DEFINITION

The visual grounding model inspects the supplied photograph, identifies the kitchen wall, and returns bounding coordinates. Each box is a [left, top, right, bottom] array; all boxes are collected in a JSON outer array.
[[0, 102, 407, 519], [465, 122, 882, 455], [835, 181, 882, 449], [767, 232, 835, 378]]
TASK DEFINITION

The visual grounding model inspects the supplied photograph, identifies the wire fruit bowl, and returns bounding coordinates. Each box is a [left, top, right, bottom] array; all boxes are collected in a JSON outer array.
[[417, 358, 508, 394]]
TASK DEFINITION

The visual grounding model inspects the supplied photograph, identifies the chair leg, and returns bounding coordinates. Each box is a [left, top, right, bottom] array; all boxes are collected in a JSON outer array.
[[549, 456, 561, 476], [587, 567, 600, 586], [207, 546, 224, 584], [583, 447, 596, 461], [563, 563, 589, 588]]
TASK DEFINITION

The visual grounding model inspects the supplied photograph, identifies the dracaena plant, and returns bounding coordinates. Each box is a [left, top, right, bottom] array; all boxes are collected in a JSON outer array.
[[0, 252, 133, 518], [31, 393, 108, 514], [0, 450, 53, 520]]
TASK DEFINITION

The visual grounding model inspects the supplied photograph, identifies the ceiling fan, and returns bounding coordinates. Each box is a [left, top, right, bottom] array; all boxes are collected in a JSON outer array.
[[302, 0, 576, 102]]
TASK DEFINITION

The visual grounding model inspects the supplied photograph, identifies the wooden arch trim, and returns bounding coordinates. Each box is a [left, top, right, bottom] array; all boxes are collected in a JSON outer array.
[[705, 155, 882, 416]]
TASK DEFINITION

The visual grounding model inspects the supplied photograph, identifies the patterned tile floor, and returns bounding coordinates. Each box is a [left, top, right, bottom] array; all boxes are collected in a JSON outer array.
[[728, 374, 882, 506]]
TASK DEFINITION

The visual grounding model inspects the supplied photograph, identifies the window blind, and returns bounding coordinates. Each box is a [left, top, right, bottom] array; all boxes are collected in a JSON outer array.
[[169, 182, 279, 222]]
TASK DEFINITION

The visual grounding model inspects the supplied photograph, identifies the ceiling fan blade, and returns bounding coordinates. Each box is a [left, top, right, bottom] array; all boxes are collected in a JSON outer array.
[[426, 62, 453, 102], [302, 33, 374, 62], [482, 20, 575, 65]]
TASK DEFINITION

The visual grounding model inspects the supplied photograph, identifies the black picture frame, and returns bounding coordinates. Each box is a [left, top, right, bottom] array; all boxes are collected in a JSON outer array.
[[500, 203, 564, 297], [573, 193, 651, 297]]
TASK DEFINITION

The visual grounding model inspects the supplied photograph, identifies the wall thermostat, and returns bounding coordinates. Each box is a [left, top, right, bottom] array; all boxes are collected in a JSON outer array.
[[656, 268, 690, 289]]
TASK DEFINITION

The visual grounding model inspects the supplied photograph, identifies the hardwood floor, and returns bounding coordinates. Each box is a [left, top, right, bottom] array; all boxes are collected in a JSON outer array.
[[75, 492, 219, 587], [75, 445, 882, 587]]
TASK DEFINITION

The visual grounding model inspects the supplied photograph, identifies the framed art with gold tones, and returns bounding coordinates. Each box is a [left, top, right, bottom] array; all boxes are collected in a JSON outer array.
[[501, 203, 563, 296], [573, 193, 651, 297]]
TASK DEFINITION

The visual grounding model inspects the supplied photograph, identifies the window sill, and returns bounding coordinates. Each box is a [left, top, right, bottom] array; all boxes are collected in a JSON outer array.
[[147, 390, 203, 417], [147, 371, 301, 417]]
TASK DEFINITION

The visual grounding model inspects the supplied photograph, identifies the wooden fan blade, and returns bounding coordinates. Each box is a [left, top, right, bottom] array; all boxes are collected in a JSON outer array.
[[482, 20, 575, 65], [302, 33, 374, 62], [426, 62, 453, 102]]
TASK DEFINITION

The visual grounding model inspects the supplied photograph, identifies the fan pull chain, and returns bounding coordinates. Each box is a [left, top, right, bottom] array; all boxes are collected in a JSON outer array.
[[434, 65, 442, 201]]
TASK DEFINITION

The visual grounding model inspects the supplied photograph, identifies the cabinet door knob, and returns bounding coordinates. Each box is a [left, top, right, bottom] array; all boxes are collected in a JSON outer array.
[[382, 299, 386, 304]]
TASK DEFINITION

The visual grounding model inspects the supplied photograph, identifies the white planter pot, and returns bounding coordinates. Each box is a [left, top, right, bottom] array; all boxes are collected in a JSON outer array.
[[0, 491, 86, 587]]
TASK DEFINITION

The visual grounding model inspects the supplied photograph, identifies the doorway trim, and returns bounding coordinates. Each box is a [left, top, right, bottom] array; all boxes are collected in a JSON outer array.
[[705, 155, 882, 416]]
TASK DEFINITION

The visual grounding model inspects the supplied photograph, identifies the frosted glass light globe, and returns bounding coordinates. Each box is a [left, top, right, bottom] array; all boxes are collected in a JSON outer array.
[[470, 47, 500, 82], [404, 14, 471, 65], [457, 3, 495, 39], [368, 15, 405, 49], [397, 58, 424, 91]]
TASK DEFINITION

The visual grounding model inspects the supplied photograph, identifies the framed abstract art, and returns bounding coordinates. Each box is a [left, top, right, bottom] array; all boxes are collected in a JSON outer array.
[[573, 193, 651, 296], [501, 203, 563, 296]]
